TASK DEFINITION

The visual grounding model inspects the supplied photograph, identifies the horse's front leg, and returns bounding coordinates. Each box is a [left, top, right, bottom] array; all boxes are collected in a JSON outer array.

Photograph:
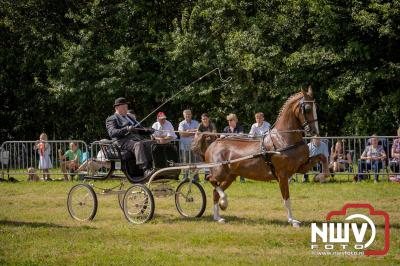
[[297, 154, 329, 183], [211, 177, 234, 223], [278, 175, 301, 227]]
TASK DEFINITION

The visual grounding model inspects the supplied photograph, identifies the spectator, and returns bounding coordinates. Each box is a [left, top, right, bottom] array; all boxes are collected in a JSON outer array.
[[178, 109, 200, 180], [105, 97, 155, 178], [197, 113, 217, 134], [78, 149, 111, 176], [223, 113, 244, 135], [249, 112, 271, 137], [223, 113, 245, 182], [34, 132, 52, 181], [389, 127, 400, 174], [152, 112, 177, 144], [303, 135, 329, 182], [330, 140, 352, 172], [356, 134, 386, 183], [195, 113, 217, 181], [59, 142, 83, 181]]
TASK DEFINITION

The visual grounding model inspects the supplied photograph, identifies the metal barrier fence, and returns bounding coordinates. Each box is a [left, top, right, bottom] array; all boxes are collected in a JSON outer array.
[[0, 140, 88, 179], [296, 136, 400, 182], [1, 136, 399, 182]]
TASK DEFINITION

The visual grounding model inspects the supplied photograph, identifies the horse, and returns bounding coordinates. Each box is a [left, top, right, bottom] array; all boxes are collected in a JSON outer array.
[[192, 86, 329, 227]]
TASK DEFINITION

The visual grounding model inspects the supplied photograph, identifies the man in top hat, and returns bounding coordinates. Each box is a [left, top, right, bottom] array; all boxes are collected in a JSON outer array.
[[151, 112, 177, 144], [106, 97, 155, 177]]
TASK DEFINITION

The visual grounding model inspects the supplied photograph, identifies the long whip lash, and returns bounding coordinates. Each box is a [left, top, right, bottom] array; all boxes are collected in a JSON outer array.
[[138, 68, 232, 126]]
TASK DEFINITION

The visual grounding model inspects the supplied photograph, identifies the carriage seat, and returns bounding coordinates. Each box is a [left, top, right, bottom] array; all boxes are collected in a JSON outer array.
[[99, 139, 133, 161]]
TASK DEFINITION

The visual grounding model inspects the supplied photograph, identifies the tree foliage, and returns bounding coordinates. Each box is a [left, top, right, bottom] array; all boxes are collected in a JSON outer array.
[[1, 0, 399, 142]]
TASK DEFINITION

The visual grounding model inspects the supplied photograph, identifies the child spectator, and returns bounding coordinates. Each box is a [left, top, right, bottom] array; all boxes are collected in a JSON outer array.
[[34, 133, 52, 181]]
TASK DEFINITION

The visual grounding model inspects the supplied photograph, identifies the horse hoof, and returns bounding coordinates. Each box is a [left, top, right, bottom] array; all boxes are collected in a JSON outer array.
[[292, 222, 301, 228], [219, 197, 228, 210], [217, 218, 226, 224], [289, 219, 301, 227]]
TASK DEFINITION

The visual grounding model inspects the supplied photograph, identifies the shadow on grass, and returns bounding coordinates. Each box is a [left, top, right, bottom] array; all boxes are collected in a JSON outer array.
[[162, 215, 400, 229], [0, 220, 96, 230]]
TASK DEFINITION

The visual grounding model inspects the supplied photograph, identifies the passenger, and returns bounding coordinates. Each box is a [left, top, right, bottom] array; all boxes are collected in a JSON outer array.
[[105, 97, 155, 178], [355, 134, 386, 183], [249, 112, 271, 137], [152, 112, 177, 144]]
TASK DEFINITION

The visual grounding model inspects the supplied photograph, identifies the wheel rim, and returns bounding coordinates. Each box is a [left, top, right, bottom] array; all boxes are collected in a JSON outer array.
[[123, 185, 154, 224], [175, 181, 205, 217], [67, 184, 97, 221]]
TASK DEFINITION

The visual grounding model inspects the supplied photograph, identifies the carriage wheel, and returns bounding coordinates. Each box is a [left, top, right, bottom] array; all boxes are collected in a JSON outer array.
[[67, 184, 98, 221], [123, 184, 155, 224], [175, 180, 206, 218]]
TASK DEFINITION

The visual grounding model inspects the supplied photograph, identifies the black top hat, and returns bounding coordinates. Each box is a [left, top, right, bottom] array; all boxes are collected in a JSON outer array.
[[113, 97, 130, 107]]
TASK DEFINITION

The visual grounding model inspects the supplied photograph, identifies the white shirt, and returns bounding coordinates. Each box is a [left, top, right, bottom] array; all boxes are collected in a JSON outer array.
[[249, 121, 271, 136], [152, 120, 177, 139], [308, 141, 329, 159]]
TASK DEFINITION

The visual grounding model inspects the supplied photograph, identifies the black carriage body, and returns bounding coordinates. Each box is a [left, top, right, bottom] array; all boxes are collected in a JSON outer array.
[[98, 140, 180, 183]]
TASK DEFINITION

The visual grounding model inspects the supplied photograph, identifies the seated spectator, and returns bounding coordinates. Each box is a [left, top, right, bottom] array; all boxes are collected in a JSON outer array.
[[249, 112, 270, 137], [59, 142, 83, 181], [78, 149, 111, 176], [223, 113, 245, 182], [303, 135, 329, 182], [152, 112, 177, 144], [355, 135, 386, 183], [330, 140, 352, 172], [389, 127, 400, 174]]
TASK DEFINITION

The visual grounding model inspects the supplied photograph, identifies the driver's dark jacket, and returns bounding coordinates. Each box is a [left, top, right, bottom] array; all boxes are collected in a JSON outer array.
[[106, 113, 151, 145]]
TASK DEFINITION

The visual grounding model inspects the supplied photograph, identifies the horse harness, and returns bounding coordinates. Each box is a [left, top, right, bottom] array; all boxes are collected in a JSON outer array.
[[259, 135, 305, 179]]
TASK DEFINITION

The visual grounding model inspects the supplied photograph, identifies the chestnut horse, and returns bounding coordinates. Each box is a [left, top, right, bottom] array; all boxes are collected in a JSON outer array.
[[192, 86, 329, 226]]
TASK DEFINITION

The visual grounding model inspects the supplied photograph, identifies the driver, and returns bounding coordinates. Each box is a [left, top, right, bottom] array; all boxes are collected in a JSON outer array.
[[106, 97, 155, 178]]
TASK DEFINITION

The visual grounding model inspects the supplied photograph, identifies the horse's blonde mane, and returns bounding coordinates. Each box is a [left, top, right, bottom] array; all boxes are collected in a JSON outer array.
[[272, 91, 304, 128]]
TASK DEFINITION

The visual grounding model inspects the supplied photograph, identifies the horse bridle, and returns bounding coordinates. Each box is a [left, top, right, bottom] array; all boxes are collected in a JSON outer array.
[[299, 97, 318, 134]]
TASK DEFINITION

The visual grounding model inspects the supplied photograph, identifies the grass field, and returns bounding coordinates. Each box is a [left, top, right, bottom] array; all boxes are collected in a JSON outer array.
[[0, 177, 399, 265]]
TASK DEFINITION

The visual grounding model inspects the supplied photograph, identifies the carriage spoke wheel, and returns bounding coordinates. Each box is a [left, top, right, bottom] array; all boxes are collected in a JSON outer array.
[[175, 180, 206, 218], [67, 184, 98, 221], [123, 184, 155, 224]]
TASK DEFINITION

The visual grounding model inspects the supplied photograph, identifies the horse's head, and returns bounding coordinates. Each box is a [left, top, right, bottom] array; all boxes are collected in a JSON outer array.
[[296, 85, 319, 136], [191, 133, 217, 160]]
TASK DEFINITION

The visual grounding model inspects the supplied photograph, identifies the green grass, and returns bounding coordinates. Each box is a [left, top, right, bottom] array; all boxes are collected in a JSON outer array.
[[0, 179, 399, 265]]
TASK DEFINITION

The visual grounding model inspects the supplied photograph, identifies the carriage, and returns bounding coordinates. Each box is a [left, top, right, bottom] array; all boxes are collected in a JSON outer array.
[[66, 139, 207, 224]]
